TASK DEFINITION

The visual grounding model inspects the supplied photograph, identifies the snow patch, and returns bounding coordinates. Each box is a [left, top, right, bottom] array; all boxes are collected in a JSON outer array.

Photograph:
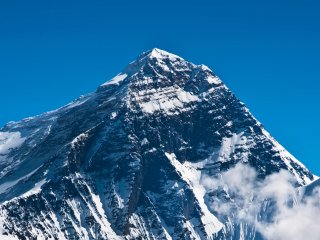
[[141, 138, 149, 146], [65, 96, 90, 110], [218, 132, 244, 162], [206, 76, 221, 85], [110, 112, 117, 119], [102, 73, 128, 86], [0, 166, 42, 195], [0, 210, 18, 239], [72, 173, 121, 239], [20, 178, 47, 198], [184, 219, 202, 239], [71, 133, 89, 148], [165, 152, 223, 237], [149, 48, 183, 61], [135, 87, 200, 115], [199, 64, 211, 71]]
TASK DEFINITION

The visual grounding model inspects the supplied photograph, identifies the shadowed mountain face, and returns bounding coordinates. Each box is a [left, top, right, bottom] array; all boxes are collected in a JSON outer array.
[[0, 49, 315, 239]]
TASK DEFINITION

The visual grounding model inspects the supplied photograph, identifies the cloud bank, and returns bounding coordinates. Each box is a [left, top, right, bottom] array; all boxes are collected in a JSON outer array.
[[201, 164, 320, 240]]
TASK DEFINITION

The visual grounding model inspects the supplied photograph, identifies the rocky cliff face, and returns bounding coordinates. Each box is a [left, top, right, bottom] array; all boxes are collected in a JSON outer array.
[[0, 48, 315, 239]]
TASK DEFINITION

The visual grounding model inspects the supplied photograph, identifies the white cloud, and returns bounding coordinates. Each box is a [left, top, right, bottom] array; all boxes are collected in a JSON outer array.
[[0, 131, 26, 155], [201, 163, 320, 240]]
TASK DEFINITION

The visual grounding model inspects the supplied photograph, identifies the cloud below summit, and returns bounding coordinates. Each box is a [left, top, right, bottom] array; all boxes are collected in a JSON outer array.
[[201, 163, 320, 240]]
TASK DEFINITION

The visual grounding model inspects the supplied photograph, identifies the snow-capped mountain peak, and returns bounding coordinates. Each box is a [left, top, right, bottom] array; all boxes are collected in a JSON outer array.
[[0, 49, 316, 240], [100, 48, 191, 88], [146, 48, 183, 61]]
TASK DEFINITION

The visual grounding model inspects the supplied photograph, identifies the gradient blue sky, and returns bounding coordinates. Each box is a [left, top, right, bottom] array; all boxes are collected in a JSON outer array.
[[0, 0, 319, 174]]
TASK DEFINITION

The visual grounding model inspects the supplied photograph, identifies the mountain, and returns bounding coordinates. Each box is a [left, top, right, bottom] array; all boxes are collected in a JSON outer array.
[[0, 48, 316, 240]]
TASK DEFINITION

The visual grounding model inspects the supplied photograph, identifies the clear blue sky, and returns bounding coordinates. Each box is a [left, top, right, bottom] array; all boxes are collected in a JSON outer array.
[[0, 0, 319, 175]]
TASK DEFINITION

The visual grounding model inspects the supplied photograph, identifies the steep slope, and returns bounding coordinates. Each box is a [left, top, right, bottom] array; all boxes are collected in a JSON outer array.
[[0, 48, 315, 239]]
